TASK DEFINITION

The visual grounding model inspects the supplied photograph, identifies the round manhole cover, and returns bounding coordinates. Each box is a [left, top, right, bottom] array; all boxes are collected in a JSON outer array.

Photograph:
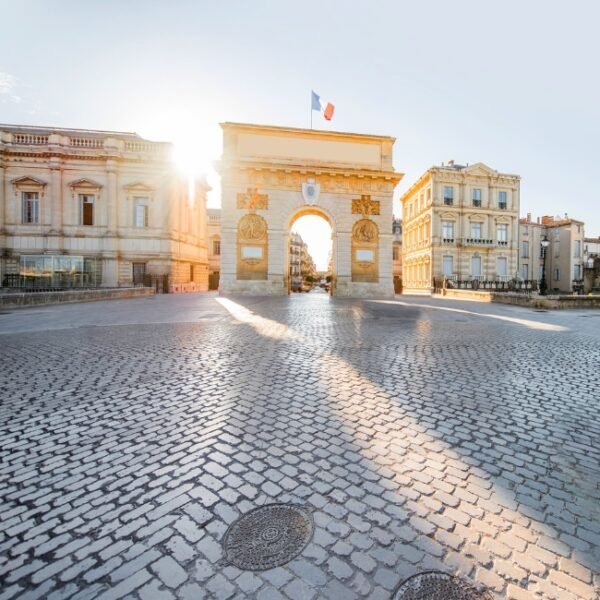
[[222, 503, 313, 570], [393, 571, 493, 600]]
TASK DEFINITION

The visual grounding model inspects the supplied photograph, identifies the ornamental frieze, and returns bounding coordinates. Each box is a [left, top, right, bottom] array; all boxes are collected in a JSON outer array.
[[237, 188, 268, 210], [232, 171, 395, 194], [352, 195, 380, 216]]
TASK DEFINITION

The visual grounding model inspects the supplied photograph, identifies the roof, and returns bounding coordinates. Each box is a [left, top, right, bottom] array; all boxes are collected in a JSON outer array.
[[220, 121, 396, 143], [0, 123, 163, 142]]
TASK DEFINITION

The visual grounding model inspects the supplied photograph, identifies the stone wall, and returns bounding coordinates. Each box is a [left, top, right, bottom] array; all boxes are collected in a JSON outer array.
[[0, 287, 154, 308]]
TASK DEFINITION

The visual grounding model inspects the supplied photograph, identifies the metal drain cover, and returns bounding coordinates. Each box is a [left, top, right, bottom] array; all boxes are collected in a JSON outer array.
[[222, 503, 313, 570], [393, 571, 493, 600]]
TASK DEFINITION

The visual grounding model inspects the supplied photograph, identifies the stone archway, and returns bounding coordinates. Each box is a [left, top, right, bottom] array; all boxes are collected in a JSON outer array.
[[217, 122, 403, 297], [286, 206, 335, 295]]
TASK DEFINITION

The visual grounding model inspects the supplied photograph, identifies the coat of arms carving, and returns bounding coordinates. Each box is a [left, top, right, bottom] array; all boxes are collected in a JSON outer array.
[[302, 179, 320, 205], [237, 188, 268, 210], [352, 195, 380, 216]]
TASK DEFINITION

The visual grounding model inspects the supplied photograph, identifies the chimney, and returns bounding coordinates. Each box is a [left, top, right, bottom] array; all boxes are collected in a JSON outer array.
[[448, 159, 454, 167], [537, 217, 540, 224], [527, 213, 531, 223]]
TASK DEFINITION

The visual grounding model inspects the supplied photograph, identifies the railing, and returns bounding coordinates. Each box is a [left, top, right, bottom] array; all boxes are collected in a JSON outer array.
[[125, 141, 163, 153], [498, 203, 507, 210], [497, 240, 508, 246], [442, 237, 455, 244], [2, 273, 93, 290], [444, 199, 453, 206], [572, 279, 585, 294], [433, 277, 538, 294], [70, 137, 103, 149], [472, 200, 481, 207], [464, 238, 494, 245], [13, 134, 49, 145]]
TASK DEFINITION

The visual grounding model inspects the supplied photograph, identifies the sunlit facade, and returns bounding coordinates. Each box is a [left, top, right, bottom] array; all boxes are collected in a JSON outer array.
[[0, 124, 210, 290], [401, 162, 520, 294]]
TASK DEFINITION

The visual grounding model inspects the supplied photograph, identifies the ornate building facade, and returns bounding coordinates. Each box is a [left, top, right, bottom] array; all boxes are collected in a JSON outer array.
[[401, 162, 520, 294], [519, 213, 585, 293], [217, 122, 402, 297], [207, 208, 221, 290], [0, 124, 209, 291]]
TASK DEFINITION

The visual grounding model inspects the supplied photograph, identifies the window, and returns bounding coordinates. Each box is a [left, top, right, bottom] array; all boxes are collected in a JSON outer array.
[[497, 223, 508, 242], [554, 242, 560, 258], [443, 186, 454, 205], [498, 191, 507, 209], [471, 256, 482, 277], [470, 223, 482, 239], [521, 264, 529, 280], [554, 268, 560, 281], [134, 199, 149, 228], [574, 264, 582, 279], [393, 246, 400, 261], [472, 188, 481, 207], [521, 241, 529, 258], [496, 257, 507, 277], [442, 221, 454, 240], [443, 255, 454, 276], [522, 225, 528, 236], [22, 192, 40, 224], [80, 194, 94, 226], [574, 240, 581, 258], [213, 239, 221, 256]]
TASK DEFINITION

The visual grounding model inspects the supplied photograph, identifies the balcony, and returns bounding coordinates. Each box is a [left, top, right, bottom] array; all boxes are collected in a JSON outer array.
[[463, 238, 494, 246], [472, 200, 481, 207], [497, 240, 508, 246], [443, 199, 454, 206], [442, 238, 455, 244], [498, 203, 507, 210]]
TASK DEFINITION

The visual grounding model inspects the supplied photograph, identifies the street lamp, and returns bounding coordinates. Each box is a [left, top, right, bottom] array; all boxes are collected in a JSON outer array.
[[540, 235, 550, 295]]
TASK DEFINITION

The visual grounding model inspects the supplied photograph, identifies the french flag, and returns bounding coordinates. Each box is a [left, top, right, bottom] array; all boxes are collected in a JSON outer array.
[[311, 90, 335, 121]]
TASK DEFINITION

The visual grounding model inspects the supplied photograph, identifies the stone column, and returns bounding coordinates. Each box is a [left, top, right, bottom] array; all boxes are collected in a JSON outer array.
[[106, 160, 118, 234], [0, 162, 4, 231], [49, 158, 63, 234]]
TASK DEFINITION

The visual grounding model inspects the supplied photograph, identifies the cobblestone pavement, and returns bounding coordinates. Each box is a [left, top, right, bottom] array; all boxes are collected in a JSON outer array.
[[1, 293, 599, 600]]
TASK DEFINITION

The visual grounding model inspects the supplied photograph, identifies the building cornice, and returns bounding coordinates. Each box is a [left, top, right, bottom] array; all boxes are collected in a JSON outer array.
[[216, 159, 403, 184]]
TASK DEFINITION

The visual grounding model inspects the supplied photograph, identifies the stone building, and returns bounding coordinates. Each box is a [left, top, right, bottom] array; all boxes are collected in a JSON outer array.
[[0, 124, 209, 291], [289, 232, 303, 291], [392, 217, 402, 293], [217, 122, 402, 297], [401, 162, 520, 294], [519, 214, 585, 293], [207, 208, 221, 290]]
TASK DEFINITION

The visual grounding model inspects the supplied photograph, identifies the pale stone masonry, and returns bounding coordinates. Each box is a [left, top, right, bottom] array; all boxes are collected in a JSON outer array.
[[216, 122, 402, 297], [519, 213, 585, 293], [207, 208, 221, 290], [0, 124, 210, 290], [401, 162, 520, 294]]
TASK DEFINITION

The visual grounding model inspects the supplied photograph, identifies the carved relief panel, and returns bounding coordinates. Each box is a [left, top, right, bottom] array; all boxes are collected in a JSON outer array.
[[351, 218, 379, 283], [237, 213, 268, 280]]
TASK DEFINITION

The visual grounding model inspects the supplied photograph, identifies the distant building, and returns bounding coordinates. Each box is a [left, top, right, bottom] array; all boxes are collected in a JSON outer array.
[[584, 236, 600, 263], [208, 208, 221, 290], [519, 214, 585, 293], [401, 162, 520, 294], [289, 232, 316, 291], [392, 217, 402, 293], [0, 124, 209, 291]]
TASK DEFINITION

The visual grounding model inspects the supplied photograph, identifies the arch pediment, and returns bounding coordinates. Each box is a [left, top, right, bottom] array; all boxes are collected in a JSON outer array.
[[123, 182, 154, 193], [11, 175, 47, 187], [69, 178, 103, 190]]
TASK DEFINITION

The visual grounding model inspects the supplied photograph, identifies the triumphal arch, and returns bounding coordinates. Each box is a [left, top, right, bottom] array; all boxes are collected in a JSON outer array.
[[217, 122, 402, 297]]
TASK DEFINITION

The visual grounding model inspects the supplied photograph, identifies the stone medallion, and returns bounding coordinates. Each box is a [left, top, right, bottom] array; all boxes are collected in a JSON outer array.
[[393, 571, 493, 600], [222, 503, 313, 571]]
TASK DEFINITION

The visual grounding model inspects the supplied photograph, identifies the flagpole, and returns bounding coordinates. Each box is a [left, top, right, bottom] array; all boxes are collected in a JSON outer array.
[[310, 90, 313, 130]]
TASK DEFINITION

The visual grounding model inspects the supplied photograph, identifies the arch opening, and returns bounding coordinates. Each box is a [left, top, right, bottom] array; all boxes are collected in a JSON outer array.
[[287, 209, 333, 294]]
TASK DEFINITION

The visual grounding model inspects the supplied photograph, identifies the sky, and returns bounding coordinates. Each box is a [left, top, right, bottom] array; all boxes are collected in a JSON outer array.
[[1, 0, 599, 267]]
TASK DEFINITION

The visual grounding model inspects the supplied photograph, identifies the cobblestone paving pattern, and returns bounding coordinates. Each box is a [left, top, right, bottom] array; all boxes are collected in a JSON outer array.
[[0, 293, 599, 600]]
